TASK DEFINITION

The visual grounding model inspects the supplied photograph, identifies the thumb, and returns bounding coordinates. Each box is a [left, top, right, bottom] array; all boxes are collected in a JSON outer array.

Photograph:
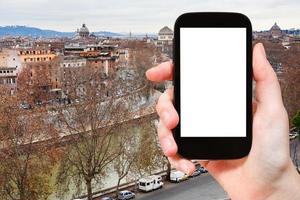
[[253, 43, 284, 111]]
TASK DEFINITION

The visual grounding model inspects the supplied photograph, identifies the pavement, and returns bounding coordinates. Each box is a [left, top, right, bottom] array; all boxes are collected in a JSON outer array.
[[136, 174, 229, 200]]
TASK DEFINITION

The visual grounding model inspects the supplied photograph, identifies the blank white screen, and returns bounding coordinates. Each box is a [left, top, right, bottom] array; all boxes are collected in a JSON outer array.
[[180, 28, 246, 137]]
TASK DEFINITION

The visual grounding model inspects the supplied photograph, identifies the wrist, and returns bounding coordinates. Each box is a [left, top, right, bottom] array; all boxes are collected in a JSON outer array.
[[262, 162, 300, 200]]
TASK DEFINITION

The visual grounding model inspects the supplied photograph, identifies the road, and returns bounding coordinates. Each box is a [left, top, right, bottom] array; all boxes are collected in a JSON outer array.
[[134, 139, 300, 200], [290, 139, 300, 166], [136, 174, 228, 200]]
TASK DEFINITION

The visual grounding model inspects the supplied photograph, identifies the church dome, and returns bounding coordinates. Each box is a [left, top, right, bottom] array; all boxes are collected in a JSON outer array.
[[77, 23, 90, 38], [79, 24, 89, 34], [270, 22, 281, 31], [270, 22, 283, 38]]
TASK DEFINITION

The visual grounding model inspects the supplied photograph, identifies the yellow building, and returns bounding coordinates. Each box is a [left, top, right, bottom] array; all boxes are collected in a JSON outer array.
[[18, 48, 56, 63]]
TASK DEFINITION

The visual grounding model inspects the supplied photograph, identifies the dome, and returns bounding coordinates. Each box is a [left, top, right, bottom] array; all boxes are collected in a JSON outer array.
[[159, 26, 173, 35], [270, 22, 281, 31], [270, 22, 283, 38], [77, 23, 90, 38], [79, 24, 89, 33]]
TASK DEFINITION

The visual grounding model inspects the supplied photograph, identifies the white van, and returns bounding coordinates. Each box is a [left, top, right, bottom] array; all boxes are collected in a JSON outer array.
[[138, 175, 163, 192], [170, 170, 188, 182]]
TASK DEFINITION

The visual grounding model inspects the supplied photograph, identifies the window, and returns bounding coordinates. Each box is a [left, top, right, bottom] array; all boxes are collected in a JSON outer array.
[[139, 182, 146, 186]]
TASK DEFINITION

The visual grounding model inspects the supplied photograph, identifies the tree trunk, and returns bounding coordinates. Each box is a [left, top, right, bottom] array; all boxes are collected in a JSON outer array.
[[18, 180, 25, 200], [86, 179, 93, 200], [19, 189, 25, 200], [115, 178, 121, 197]]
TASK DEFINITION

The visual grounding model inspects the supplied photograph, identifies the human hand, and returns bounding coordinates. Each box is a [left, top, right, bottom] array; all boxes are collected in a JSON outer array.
[[146, 43, 300, 200]]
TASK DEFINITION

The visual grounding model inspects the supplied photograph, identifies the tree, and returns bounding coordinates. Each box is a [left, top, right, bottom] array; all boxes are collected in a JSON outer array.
[[292, 110, 300, 134], [113, 130, 137, 196], [280, 43, 300, 120], [0, 81, 59, 200], [55, 42, 164, 199], [17, 58, 59, 104], [55, 64, 131, 200], [124, 119, 166, 192], [254, 40, 300, 122]]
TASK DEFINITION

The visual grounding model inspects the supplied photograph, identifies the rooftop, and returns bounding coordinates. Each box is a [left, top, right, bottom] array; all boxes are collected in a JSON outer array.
[[159, 26, 173, 35]]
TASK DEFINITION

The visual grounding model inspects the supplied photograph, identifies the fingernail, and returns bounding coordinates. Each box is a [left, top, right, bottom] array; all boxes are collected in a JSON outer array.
[[145, 68, 152, 77]]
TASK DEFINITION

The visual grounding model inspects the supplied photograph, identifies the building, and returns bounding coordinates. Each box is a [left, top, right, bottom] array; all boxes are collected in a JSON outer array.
[[0, 49, 22, 90], [34, 41, 65, 54], [77, 24, 90, 38], [61, 56, 87, 68], [158, 26, 173, 41], [18, 48, 56, 63], [118, 48, 129, 64], [156, 26, 173, 57], [270, 22, 283, 39]]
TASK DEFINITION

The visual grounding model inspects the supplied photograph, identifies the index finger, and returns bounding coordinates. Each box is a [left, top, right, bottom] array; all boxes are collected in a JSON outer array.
[[146, 61, 173, 82]]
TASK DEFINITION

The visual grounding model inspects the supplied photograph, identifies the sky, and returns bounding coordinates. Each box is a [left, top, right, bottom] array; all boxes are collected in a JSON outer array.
[[0, 0, 299, 33]]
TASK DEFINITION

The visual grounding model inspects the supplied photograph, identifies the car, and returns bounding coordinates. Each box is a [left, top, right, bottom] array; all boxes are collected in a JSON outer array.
[[199, 167, 208, 173], [170, 170, 189, 182], [190, 168, 201, 177], [117, 190, 135, 200], [289, 133, 298, 140], [20, 102, 32, 110], [101, 197, 115, 200]]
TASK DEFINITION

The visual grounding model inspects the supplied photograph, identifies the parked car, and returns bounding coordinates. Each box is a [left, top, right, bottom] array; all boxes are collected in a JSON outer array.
[[199, 167, 208, 173], [190, 168, 201, 177], [170, 170, 188, 182], [20, 102, 32, 110], [117, 190, 135, 200], [289, 133, 298, 140], [35, 100, 43, 106], [138, 175, 163, 192], [101, 197, 115, 200]]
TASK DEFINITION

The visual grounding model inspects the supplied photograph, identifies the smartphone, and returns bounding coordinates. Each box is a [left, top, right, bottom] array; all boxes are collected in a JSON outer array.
[[173, 12, 252, 159]]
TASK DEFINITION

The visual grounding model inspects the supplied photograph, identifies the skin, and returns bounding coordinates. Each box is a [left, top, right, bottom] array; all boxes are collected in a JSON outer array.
[[146, 43, 300, 200]]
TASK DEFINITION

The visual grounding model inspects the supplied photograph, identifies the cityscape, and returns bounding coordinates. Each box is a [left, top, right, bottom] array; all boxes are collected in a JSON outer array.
[[0, 21, 300, 200]]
